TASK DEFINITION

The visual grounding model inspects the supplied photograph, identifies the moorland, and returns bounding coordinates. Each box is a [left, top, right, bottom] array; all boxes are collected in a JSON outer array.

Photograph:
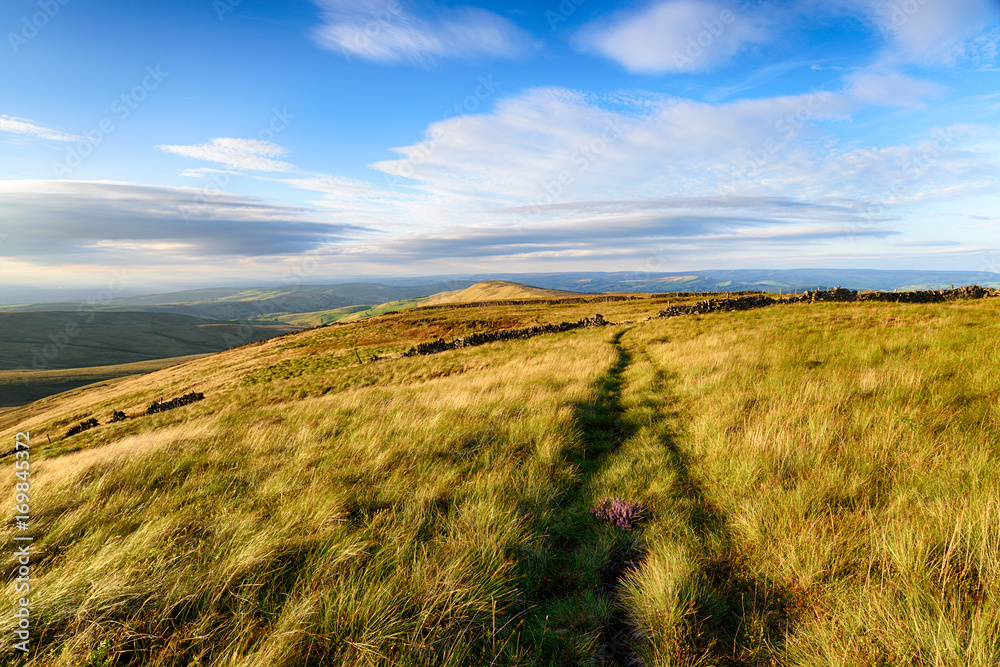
[[1, 283, 998, 666]]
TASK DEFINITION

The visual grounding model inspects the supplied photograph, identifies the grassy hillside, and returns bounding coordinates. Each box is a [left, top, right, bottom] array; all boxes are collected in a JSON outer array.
[[419, 280, 588, 307], [246, 305, 373, 327], [1, 294, 998, 665], [0, 311, 297, 373], [0, 355, 212, 408]]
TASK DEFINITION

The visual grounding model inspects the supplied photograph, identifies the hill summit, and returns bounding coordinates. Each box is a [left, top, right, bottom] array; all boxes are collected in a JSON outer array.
[[419, 280, 587, 307]]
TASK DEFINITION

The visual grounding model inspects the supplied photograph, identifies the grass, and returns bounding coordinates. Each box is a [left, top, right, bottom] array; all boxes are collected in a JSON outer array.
[[340, 297, 431, 322], [0, 355, 212, 408], [0, 296, 997, 665], [417, 281, 589, 307], [0, 311, 297, 372], [244, 305, 373, 327]]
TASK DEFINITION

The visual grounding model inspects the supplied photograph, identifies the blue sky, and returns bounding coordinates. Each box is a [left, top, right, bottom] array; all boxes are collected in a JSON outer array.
[[1, 0, 999, 291]]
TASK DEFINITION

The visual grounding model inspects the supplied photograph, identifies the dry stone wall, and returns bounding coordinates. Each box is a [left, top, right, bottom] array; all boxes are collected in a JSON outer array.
[[401, 314, 609, 357], [146, 391, 205, 415], [655, 285, 997, 319]]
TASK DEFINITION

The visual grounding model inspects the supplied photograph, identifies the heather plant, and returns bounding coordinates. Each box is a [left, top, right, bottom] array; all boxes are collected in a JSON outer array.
[[592, 496, 646, 530]]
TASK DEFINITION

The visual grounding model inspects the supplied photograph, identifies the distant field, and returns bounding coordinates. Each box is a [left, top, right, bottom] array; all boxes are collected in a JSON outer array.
[[340, 296, 430, 321], [247, 305, 372, 327], [0, 354, 211, 408], [0, 310, 298, 372]]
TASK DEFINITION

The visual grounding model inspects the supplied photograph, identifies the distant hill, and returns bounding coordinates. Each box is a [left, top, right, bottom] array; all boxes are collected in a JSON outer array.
[[470, 269, 1000, 294], [0, 311, 297, 372], [6, 270, 1000, 321], [419, 281, 588, 307], [0, 282, 477, 321]]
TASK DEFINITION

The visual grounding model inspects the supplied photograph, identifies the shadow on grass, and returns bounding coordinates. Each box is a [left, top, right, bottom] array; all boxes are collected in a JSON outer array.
[[517, 330, 793, 666], [650, 367, 793, 667], [517, 329, 645, 665]]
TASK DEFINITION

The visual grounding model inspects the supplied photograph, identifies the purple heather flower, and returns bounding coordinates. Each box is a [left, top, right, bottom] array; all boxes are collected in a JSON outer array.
[[591, 497, 646, 530]]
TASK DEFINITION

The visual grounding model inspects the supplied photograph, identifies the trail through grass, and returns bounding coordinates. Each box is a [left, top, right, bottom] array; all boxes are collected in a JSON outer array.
[[2, 298, 998, 665]]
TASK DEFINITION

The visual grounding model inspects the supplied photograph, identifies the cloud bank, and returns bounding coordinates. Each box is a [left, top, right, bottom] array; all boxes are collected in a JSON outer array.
[[0, 181, 360, 261]]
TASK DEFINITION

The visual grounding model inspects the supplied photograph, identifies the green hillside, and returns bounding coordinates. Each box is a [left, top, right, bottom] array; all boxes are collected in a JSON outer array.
[[1, 292, 998, 665], [0, 311, 298, 372], [0, 355, 211, 408]]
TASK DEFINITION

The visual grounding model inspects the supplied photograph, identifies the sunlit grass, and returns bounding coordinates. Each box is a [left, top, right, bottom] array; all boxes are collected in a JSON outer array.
[[1, 297, 997, 665]]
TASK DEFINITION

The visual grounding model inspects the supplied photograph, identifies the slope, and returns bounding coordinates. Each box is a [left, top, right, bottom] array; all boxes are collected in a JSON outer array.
[[0, 311, 297, 372], [416, 280, 589, 307], [1, 294, 997, 666]]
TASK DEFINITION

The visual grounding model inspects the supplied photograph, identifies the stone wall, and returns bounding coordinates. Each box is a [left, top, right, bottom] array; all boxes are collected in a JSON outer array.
[[655, 285, 997, 319], [147, 391, 205, 415], [401, 314, 609, 357]]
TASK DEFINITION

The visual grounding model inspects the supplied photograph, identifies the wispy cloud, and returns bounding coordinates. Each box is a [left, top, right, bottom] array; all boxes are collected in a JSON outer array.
[[0, 115, 84, 142], [311, 0, 539, 65], [857, 0, 1000, 67], [576, 0, 769, 74], [157, 138, 295, 172], [0, 180, 361, 260], [847, 69, 948, 108]]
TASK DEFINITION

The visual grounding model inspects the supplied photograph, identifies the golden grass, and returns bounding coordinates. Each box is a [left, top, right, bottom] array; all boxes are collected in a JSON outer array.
[[1, 297, 997, 665]]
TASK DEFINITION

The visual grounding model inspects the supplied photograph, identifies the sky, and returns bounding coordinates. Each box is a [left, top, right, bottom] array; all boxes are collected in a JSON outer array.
[[1, 0, 999, 293]]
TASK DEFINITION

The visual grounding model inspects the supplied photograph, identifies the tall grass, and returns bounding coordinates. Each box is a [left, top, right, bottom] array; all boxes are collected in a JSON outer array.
[[2, 297, 998, 665], [621, 300, 1000, 665], [1, 328, 624, 665]]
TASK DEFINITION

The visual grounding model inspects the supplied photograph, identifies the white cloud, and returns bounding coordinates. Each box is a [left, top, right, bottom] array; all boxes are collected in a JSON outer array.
[[370, 87, 856, 217], [577, 0, 769, 73], [0, 115, 84, 142], [311, 0, 539, 65], [862, 0, 1000, 66], [355, 86, 1000, 269], [847, 69, 947, 107], [157, 138, 295, 172], [0, 180, 358, 260]]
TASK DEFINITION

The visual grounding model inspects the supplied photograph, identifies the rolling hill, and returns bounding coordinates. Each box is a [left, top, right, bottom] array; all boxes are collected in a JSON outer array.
[[406, 280, 588, 307], [0, 282, 477, 321], [0, 311, 298, 407], [1, 290, 998, 665]]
